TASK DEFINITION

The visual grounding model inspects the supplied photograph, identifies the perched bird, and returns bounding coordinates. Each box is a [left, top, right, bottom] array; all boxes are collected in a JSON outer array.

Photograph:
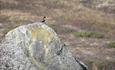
[[41, 16, 46, 23]]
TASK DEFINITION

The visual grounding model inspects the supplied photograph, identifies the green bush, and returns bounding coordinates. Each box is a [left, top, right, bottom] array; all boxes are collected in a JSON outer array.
[[73, 31, 104, 38], [108, 41, 115, 48]]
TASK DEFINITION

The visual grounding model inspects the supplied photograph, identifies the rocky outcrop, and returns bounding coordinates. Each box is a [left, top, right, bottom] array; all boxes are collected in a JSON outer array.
[[0, 22, 88, 70]]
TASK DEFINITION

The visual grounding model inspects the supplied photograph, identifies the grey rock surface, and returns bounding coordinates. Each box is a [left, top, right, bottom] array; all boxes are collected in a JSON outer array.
[[0, 22, 88, 70]]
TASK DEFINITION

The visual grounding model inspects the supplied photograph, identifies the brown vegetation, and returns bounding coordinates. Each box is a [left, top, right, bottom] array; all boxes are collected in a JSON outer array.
[[0, 0, 115, 70]]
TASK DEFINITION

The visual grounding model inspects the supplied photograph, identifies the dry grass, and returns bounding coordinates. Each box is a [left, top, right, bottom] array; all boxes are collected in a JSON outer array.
[[0, 10, 39, 23]]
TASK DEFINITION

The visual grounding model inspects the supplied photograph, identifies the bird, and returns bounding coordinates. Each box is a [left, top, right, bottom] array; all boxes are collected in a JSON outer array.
[[41, 16, 46, 23]]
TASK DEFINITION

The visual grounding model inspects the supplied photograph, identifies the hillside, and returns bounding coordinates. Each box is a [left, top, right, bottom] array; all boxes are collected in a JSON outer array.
[[0, 0, 115, 70]]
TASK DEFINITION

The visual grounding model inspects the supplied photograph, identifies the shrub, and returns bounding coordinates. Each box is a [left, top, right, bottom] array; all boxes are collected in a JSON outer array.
[[108, 41, 115, 48], [73, 31, 104, 38]]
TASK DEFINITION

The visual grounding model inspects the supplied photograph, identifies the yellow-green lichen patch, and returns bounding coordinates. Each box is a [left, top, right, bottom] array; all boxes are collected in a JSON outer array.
[[30, 27, 54, 45]]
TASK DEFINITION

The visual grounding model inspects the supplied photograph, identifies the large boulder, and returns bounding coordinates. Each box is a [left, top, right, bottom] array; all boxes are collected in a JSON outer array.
[[0, 22, 88, 70]]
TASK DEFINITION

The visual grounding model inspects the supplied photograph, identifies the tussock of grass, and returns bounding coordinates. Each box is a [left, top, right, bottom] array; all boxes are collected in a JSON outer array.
[[108, 41, 115, 48], [73, 31, 104, 38]]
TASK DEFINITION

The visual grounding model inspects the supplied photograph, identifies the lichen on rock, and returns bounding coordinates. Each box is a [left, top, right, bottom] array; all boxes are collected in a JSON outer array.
[[0, 22, 88, 70]]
